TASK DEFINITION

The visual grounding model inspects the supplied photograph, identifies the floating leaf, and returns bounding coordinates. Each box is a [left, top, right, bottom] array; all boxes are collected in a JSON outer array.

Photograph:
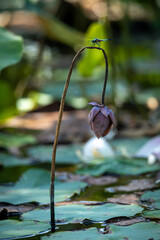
[[108, 222, 160, 240], [23, 204, 143, 223], [0, 132, 37, 148], [42, 228, 104, 240], [77, 156, 160, 176], [43, 221, 160, 240], [141, 189, 160, 209], [110, 138, 148, 156], [142, 210, 160, 219], [0, 220, 49, 239], [27, 144, 81, 164], [0, 169, 87, 204], [0, 153, 31, 167], [0, 28, 23, 71]]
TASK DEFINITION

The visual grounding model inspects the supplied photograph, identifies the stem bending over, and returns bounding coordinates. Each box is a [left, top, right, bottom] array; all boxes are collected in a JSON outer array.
[[50, 46, 109, 232]]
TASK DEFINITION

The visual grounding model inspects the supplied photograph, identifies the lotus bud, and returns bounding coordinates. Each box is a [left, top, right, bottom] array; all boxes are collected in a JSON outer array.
[[88, 102, 116, 139]]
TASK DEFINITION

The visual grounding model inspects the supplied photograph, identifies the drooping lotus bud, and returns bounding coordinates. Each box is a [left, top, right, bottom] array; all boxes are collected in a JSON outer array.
[[88, 102, 116, 139]]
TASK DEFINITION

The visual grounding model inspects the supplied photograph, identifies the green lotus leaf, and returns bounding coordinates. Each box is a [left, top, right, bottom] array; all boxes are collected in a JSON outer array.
[[0, 153, 31, 167], [142, 210, 160, 219], [0, 28, 23, 71], [141, 189, 160, 209], [42, 228, 105, 240], [0, 169, 87, 204], [0, 132, 36, 148], [0, 220, 49, 239], [110, 137, 148, 156], [107, 222, 160, 240], [77, 156, 160, 176], [23, 204, 143, 223], [27, 144, 81, 164]]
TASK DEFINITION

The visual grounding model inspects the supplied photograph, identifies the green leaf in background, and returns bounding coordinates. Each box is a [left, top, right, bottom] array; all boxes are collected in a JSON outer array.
[[0, 153, 31, 167], [42, 228, 105, 240], [132, 59, 160, 74], [23, 204, 143, 223], [135, 87, 160, 104], [42, 80, 110, 100], [110, 137, 148, 156], [0, 79, 17, 121], [141, 189, 160, 209], [0, 169, 87, 204], [107, 222, 160, 240], [142, 210, 160, 219], [41, 70, 129, 104], [77, 156, 160, 176], [0, 81, 15, 110], [27, 144, 81, 164], [0, 132, 37, 148], [0, 28, 23, 71], [0, 220, 49, 239], [78, 22, 109, 77], [37, 15, 84, 49]]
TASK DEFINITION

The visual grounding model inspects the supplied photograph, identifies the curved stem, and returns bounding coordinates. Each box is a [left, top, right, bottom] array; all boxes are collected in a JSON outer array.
[[101, 48, 108, 105], [50, 46, 108, 232]]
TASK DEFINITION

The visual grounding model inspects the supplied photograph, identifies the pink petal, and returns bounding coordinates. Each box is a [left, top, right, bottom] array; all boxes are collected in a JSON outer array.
[[90, 121, 94, 130], [88, 102, 101, 107], [92, 112, 111, 138], [102, 124, 112, 137], [101, 106, 109, 118], [88, 107, 100, 122], [108, 109, 116, 126]]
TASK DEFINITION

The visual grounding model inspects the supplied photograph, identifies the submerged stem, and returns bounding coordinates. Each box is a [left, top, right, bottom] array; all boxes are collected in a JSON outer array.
[[50, 46, 108, 232]]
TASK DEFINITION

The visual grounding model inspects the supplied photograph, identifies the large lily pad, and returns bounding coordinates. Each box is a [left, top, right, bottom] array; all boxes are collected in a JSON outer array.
[[23, 204, 143, 223], [77, 156, 160, 176], [41, 222, 160, 240], [108, 222, 160, 240], [141, 189, 160, 209], [27, 144, 81, 164], [0, 169, 87, 204], [0, 219, 49, 239], [142, 210, 160, 219], [0, 153, 31, 167], [0, 132, 36, 148], [42, 228, 105, 240], [0, 28, 23, 71]]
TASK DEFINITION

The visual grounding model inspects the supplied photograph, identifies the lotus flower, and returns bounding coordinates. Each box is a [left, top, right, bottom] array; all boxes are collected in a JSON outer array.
[[88, 102, 116, 139]]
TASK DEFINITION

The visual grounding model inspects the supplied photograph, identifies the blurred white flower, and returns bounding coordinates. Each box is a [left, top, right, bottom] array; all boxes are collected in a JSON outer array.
[[80, 136, 115, 163]]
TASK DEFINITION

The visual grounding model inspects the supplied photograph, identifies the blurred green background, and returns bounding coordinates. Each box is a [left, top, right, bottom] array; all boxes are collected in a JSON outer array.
[[0, 0, 160, 122]]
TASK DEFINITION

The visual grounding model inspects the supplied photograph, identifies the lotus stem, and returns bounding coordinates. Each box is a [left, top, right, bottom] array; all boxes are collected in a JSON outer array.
[[50, 46, 109, 232]]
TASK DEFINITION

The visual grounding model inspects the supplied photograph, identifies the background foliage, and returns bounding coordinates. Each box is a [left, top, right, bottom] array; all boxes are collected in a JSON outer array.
[[0, 0, 160, 120]]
